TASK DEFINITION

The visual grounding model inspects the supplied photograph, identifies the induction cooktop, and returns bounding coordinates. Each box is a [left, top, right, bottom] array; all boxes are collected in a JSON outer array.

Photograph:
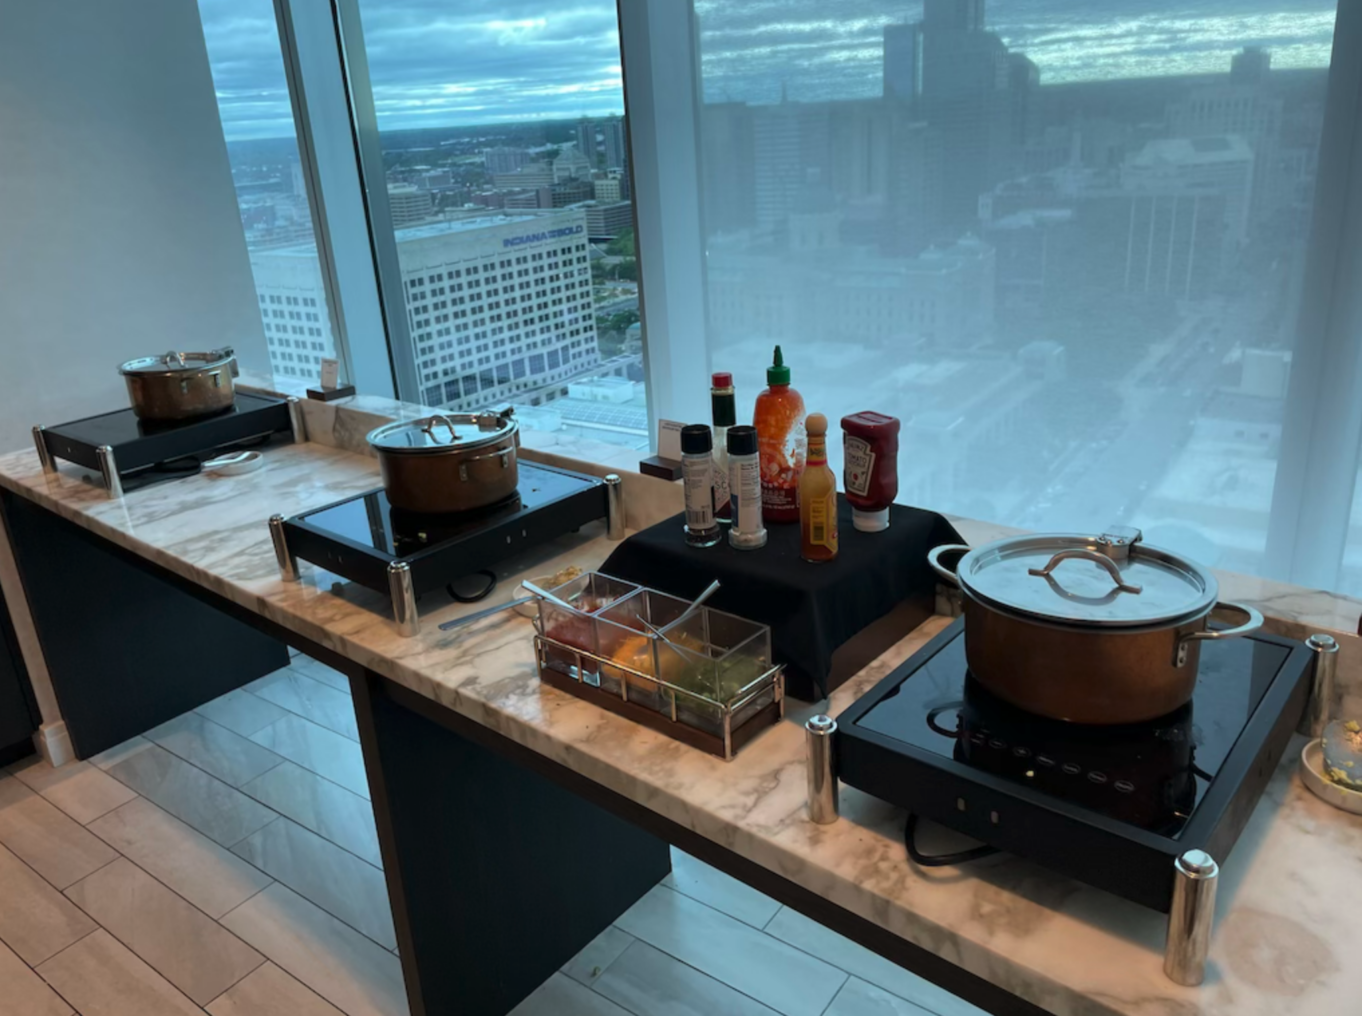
[[276, 461, 612, 635], [34, 393, 298, 496], [835, 617, 1313, 912]]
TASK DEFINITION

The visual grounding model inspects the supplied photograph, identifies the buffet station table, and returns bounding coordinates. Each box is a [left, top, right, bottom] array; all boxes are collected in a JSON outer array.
[[1, 393, 1358, 1016]]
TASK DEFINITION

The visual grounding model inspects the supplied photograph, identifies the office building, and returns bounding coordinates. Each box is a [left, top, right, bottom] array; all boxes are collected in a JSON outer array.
[[248, 247, 336, 380], [575, 200, 634, 240], [883, 23, 923, 101], [1123, 135, 1254, 252], [387, 183, 433, 227], [251, 209, 598, 411], [484, 146, 530, 175], [593, 176, 623, 203], [602, 116, 628, 171], [554, 148, 592, 182], [493, 165, 554, 190]]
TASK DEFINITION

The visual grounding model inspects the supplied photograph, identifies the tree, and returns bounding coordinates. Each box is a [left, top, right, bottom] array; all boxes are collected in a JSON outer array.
[[605, 229, 635, 258], [614, 257, 638, 282]]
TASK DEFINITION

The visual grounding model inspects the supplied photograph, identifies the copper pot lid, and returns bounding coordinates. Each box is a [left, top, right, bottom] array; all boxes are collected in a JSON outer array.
[[119, 349, 236, 375], [957, 527, 1218, 628], [367, 411, 517, 455]]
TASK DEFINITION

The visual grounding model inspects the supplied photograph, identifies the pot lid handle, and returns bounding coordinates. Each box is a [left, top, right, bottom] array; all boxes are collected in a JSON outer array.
[[1028, 548, 1144, 596], [420, 414, 460, 444], [1098, 526, 1143, 561], [162, 351, 186, 367]]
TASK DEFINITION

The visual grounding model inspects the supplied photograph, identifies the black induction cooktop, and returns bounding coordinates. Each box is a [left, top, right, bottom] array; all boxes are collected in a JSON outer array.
[[835, 617, 1312, 912], [36, 393, 295, 484], [280, 461, 609, 598]]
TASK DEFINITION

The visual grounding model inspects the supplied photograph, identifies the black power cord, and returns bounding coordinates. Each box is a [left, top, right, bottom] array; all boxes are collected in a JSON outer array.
[[904, 813, 998, 867]]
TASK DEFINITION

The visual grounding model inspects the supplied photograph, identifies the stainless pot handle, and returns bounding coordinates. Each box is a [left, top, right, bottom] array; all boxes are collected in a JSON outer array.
[[421, 415, 460, 444], [162, 350, 186, 367], [927, 544, 970, 586], [1175, 601, 1264, 666], [1027, 549, 1143, 595]]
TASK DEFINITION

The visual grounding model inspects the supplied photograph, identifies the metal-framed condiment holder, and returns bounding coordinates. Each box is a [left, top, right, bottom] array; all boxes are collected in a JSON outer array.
[[531, 571, 784, 760]]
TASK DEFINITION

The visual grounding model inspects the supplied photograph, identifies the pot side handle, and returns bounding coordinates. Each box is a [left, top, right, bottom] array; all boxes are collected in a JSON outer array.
[[1175, 601, 1265, 666], [927, 544, 971, 587]]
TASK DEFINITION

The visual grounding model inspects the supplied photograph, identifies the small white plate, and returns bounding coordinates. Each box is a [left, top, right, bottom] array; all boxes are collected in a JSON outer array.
[[1299, 738, 1362, 815]]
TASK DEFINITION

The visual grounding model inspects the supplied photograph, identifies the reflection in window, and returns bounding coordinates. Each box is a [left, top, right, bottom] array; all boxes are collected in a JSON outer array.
[[696, 0, 1335, 577]]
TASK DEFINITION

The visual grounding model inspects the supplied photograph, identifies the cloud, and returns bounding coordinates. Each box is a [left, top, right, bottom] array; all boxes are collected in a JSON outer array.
[[199, 0, 1334, 141]]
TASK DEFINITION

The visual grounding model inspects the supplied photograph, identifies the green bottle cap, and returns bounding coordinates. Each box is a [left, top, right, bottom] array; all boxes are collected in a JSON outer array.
[[766, 344, 791, 386]]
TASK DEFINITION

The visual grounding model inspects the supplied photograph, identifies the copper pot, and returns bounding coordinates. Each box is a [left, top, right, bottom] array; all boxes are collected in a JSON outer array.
[[928, 528, 1263, 725], [367, 411, 519, 515], [119, 349, 237, 421]]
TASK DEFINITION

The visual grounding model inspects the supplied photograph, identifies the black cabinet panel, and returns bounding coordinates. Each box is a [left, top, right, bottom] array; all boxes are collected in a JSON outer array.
[[2, 491, 288, 758], [0, 583, 38, 762]]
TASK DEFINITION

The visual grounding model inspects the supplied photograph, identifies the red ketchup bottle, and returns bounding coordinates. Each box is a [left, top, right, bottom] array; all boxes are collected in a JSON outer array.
[[840, 411, 900, 532]]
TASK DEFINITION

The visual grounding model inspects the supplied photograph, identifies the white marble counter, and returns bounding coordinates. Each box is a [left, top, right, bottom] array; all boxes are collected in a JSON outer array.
[[1, 440, 1359, 1016]]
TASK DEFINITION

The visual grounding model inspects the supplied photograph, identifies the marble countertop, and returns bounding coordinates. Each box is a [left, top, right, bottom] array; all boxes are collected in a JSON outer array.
[[1, 440, 1358, 1016]]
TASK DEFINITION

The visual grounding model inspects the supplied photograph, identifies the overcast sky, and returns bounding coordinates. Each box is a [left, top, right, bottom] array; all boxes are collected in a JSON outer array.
[[199, 0, 1335, 141]]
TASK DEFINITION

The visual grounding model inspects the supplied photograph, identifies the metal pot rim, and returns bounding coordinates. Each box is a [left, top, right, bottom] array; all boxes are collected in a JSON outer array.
[[119, 349, 236, 377], [954, 530, 1219, 629], [366, 412, 518, 456]]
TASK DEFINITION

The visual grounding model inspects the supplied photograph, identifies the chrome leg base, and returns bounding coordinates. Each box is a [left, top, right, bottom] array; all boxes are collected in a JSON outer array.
[[1164, 849, 1218, 986], [605, 473, 626, 540], [806, 715, 839, 824], [32, 426, 55, 474], [96, 445, 123, 499], [388, 560, 420, 637], [286, 396, 307, 444], [1300, 633, 1338, 737], [268, 514, 299, 581]]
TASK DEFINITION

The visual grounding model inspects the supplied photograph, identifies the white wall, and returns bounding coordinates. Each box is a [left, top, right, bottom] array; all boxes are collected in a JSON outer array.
[[0, 0, 270, 451]]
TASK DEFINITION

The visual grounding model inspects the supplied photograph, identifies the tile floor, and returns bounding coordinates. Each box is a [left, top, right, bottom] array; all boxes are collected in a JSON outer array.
[[0, 651, 985, 1016]]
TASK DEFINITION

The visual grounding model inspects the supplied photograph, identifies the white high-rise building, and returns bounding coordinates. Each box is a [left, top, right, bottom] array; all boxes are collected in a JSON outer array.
[[251, 208, 599, 409], [249, 248, 335, 383]]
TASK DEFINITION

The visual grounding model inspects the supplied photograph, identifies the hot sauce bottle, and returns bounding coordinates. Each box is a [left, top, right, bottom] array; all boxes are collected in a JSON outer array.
[[753, 345, 806, 523], [799, 413, 839, 563], [841, 411, 900, 532]]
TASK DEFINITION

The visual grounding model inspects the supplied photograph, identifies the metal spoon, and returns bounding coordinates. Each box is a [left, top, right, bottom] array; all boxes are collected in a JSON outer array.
[[437, 595, 534, 631], [521, 579, 582, 613], [674, 579, 721, 625]]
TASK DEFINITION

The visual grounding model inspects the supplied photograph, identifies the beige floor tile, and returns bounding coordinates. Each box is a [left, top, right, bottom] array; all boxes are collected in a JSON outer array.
[[65, 858, 264, 1005], [36, 929, 202, 1016], [596, 939, 783, 1016], [664, 848, 781, 929], [287, 657, 351, 694], [763, 909, 985, 1016], [509, 972, 632, 1016], [616, 886, 846, 1016], [220, 883, 408, 1016], [240, 761, 382, 868], [206, 961, 344, 1016], [0, 844, 97, 965], [562, 925, 634, 987], [0, 776, 118, 888], [824, 977, 936, 1016], [250, 670, 359, 741], [88, 797, 272, 919], [196, 688, 291, 738], [87, 735, 156, 772], [104, 743, 277, 848], [0, 939, 73, 1016], [232, 817, 395, 950], [249, 715, 369, 799], [145, 712, 284, 788], [7, 758, 139, 826]]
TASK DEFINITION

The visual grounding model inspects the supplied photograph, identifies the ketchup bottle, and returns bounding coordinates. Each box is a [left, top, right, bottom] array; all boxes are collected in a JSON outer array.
[[753, 345, 806, 523]]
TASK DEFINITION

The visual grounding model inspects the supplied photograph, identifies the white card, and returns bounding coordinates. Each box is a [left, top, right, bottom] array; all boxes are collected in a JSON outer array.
[[657, 419, 686, 461], [319, 357, 340, 390]]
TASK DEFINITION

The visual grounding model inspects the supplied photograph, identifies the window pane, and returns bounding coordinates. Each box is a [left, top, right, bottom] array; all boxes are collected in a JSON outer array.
[[197, 0, 338, 389], [697, 0, 1335, 576], [350, 3, 647, 449]]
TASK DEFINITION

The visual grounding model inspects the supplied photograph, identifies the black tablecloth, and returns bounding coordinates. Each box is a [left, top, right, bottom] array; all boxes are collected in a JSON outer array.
[[601, 498, 962, 701]]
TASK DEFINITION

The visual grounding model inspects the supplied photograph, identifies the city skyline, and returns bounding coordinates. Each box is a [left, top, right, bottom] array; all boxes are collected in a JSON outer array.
[[199, 0, 1335, 140]]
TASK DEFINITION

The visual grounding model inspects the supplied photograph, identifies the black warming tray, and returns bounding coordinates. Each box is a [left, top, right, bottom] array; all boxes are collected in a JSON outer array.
[[36, 393, 295, 486], [281, 461, 609, 599], [834, 617, 1312, 912]]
